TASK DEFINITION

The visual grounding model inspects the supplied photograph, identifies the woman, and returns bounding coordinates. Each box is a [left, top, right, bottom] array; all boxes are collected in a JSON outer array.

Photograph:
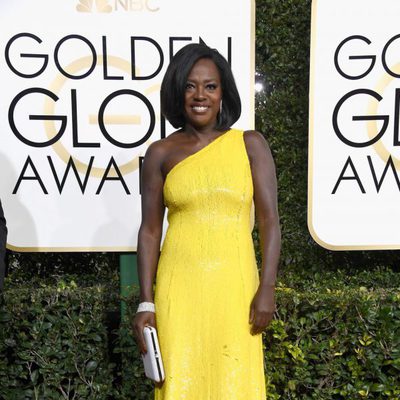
[[133, 43, 280, 399]]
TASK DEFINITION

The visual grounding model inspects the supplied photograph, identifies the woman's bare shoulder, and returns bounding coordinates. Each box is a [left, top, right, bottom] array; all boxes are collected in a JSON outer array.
[[243, 130, 270, 159], [145, 131, 183, 160], [243, 129, 269, 144]]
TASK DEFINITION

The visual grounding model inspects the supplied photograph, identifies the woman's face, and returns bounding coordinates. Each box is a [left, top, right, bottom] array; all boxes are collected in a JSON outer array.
[[184, 58, 222, 130]]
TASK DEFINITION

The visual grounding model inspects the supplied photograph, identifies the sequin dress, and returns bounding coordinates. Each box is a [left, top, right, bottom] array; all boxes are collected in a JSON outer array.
[[154, 129, 266, 399]]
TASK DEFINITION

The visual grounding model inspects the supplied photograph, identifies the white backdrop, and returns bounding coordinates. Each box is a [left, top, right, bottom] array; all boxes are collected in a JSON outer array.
[[309, 0, 400, 249], [0, 0, 255, 251]]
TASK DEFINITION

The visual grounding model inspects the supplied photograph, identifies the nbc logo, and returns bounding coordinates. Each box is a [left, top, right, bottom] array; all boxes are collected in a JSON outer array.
[[76, 0, 159, 12], [76, 0, 112, 12]]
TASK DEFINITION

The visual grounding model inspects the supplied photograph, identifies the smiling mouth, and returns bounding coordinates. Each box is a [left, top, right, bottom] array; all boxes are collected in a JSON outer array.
[[191, 106, 209, 112]]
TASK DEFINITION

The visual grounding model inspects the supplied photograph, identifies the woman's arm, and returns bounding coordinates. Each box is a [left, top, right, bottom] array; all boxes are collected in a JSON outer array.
[[244, 130, 281, 335], [133, 141, 166, 353]]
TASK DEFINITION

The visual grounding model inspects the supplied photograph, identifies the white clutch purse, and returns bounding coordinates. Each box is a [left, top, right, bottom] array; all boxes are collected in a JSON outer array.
[[142, 326, 165, 383]]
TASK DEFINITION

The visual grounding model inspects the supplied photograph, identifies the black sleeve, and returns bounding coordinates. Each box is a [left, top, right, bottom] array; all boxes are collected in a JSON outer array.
[[0, 200, 7, 246], [0, 200, 7, 291]]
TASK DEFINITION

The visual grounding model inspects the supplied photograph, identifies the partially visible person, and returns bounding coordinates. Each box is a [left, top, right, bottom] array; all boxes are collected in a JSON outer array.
[[0, 199, 7, 291]]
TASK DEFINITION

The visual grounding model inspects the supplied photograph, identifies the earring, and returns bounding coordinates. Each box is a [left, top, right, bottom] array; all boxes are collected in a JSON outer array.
[[218, 100, 223, 125]]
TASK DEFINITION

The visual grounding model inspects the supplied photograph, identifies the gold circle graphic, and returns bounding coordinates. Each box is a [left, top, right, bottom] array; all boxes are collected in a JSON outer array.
[[44, 55, 160, 178], [367, 62, 400, 170]]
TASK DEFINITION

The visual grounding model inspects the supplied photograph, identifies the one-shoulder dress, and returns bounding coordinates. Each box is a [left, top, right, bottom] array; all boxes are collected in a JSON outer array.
[[154, 129, 266, 399]]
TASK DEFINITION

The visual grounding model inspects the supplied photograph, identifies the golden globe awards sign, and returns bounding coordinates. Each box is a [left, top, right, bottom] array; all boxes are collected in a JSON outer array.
[[309, 0, 400, 249], [0, 0, 255, 251]]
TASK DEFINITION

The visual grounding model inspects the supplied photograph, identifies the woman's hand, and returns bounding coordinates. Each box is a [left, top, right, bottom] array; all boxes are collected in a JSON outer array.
[[132, 311, 157, 354], [249, 285, 276, 335]]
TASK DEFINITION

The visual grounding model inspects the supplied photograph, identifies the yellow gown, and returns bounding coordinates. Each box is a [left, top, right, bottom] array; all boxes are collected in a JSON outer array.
[[154, 128, 266, 400]]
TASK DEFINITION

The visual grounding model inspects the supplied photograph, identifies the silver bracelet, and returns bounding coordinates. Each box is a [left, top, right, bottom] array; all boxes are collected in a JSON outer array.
[[136, 301, 155, 313]]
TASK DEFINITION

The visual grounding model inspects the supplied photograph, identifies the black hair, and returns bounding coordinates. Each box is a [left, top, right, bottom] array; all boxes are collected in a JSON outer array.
[[160, 43, 241, 130]]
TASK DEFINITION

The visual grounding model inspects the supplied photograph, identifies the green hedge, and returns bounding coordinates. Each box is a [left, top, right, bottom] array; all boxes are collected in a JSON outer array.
[[1, 273, 399, 400], [255, 0, 313, 267], [265, 287, 400, 399], [0, 284, 117, 399]]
